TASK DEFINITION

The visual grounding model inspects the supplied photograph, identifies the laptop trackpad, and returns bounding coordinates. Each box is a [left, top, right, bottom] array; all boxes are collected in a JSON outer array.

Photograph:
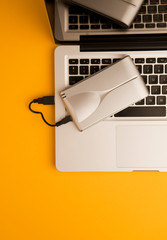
[[116, 125, 167, 168]]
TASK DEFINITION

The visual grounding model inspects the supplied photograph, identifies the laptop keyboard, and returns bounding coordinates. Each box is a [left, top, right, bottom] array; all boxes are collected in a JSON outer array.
[[68, 56, 167, 118], [68, 0, 167, 32]]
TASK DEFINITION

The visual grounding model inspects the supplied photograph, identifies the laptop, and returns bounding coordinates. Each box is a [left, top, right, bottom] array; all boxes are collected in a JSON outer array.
[[65, 0, 144, 28], [49, 0, 167, 41], [45, 0, 167, 172]]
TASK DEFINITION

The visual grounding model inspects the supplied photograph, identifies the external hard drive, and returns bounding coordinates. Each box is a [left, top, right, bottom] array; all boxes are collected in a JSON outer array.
[[66, 0, 144, 28], [60, 56, 149, 131]]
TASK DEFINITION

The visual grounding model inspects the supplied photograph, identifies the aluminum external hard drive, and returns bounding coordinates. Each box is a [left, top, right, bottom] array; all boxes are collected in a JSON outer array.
[[60, 56, 148, 131]]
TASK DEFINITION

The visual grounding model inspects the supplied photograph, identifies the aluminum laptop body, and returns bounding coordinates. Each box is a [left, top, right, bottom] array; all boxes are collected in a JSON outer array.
[[50, 0, 167, 41], [65, 0, 144, 28], [45, 0, 167, 172]]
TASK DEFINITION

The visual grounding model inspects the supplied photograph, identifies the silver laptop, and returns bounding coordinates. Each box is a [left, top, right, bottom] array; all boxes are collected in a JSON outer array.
[[65, 0, 144, 28], [51, 0, 167, 41], [45, 0, 167, 172]]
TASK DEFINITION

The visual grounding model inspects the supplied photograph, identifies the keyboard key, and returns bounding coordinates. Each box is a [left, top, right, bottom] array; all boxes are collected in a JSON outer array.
[[162, 0, 167, 3], [157, 96, 166, 105], [136, 65, 142, 73], [134, 15, 141, 23], [162, 85, 167, 94], [112, 23, 122, 29], [143, 65, 153, 74], [148, 6, 157, 13], [102, 24, 111, 29], [80, 25, 89, 30], [80, 66, 89, 75], [69, 76, 83, 85], [69, 6, 82, 14], [139, 6, 146, 14], [69, 66, 78, 75], [143, 15, 152, 22], [165, 65, 167, 73], [79, 16, 88, 24], [102, 59, 111, 64], [80, 59, 89, 64], [90, 66, 100, 74], [90, 16, 100, 23], [147, 85, 150, 93], [113, 58, 121, 63], [143, 0, 148, 4], [115, 106, 166, 117], [91, 25, 100, 29], [154, 65, 163, 73], [135, 58, 145, 63], [135, 99, 145, 105], [135, 24, 144, 28], [153, 14, 163, 22], [146, 58, 156, 63], [146, 23, 155, 28], [149, 75, 158, 84], [160, 75, 167, 83], [91, 59, 100, 64], [157, 23, 167, 27], [69, 59, 78, 64], [69, 16, 78, 24], [101, 65, 108, 69], [158, 58, 167, 63], [146, 96, 155, 105], [164, 14, 167, 21], [100, 17, 112, 24], [151, 85, 161, 94], [150, 0, 159, 4], [141, 75, 147, 84], [158, 5, 167, 13], [69, 25, 78, 30]]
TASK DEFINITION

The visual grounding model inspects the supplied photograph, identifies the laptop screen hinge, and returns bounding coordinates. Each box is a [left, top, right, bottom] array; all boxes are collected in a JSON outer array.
[[80, 34, 167, 52]]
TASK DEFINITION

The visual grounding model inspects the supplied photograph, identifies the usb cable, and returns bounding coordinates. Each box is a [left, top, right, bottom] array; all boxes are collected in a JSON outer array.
[[29, 96, 72, 127]]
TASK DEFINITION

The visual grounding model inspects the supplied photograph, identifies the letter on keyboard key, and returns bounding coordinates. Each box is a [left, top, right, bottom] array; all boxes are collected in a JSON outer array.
[[157, 96, 166, 105], [90, 66, 100, 74], [148, 6, 157, 13], [80, 66, 89, 75], [143, 65, 153, 74], [135, 58, 145, 63], [146, 96, 155, 105], [153, 14, 163, 22], [154, 65, 163, 73], [160, 75, 167, 84], [151, 86, 160, 95], [143, 15, 152, 22], [157, 58, 167, 63], [69, 66, 78, 75], [158, 5, 167, 13], [146, 58, 156, 63], [162, 86, 167, 94], [149, 75, 158, 84]]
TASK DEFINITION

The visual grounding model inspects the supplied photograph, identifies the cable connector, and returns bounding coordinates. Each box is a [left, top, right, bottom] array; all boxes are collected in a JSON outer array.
[[33, 96, 55, 105], [55, 115, 72, 127], [29, 96, 72, 127]]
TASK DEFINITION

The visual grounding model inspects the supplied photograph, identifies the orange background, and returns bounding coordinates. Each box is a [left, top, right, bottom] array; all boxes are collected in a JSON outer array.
[[1, 0, 167, 239]]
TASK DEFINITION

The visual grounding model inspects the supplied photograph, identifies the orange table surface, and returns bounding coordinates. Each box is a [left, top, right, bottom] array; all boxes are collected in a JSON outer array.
[[1, 1, 167, 239]]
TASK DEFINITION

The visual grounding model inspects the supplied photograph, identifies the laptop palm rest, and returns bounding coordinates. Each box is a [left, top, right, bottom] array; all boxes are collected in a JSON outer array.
[[116, 125, 167, 168]]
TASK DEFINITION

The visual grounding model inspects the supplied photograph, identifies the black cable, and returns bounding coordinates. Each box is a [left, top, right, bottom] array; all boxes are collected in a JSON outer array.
[[29, 96, 72, 127]]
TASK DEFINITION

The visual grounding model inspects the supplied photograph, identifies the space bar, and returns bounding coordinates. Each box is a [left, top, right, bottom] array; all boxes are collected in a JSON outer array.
[[115, 107, 166, 117]]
